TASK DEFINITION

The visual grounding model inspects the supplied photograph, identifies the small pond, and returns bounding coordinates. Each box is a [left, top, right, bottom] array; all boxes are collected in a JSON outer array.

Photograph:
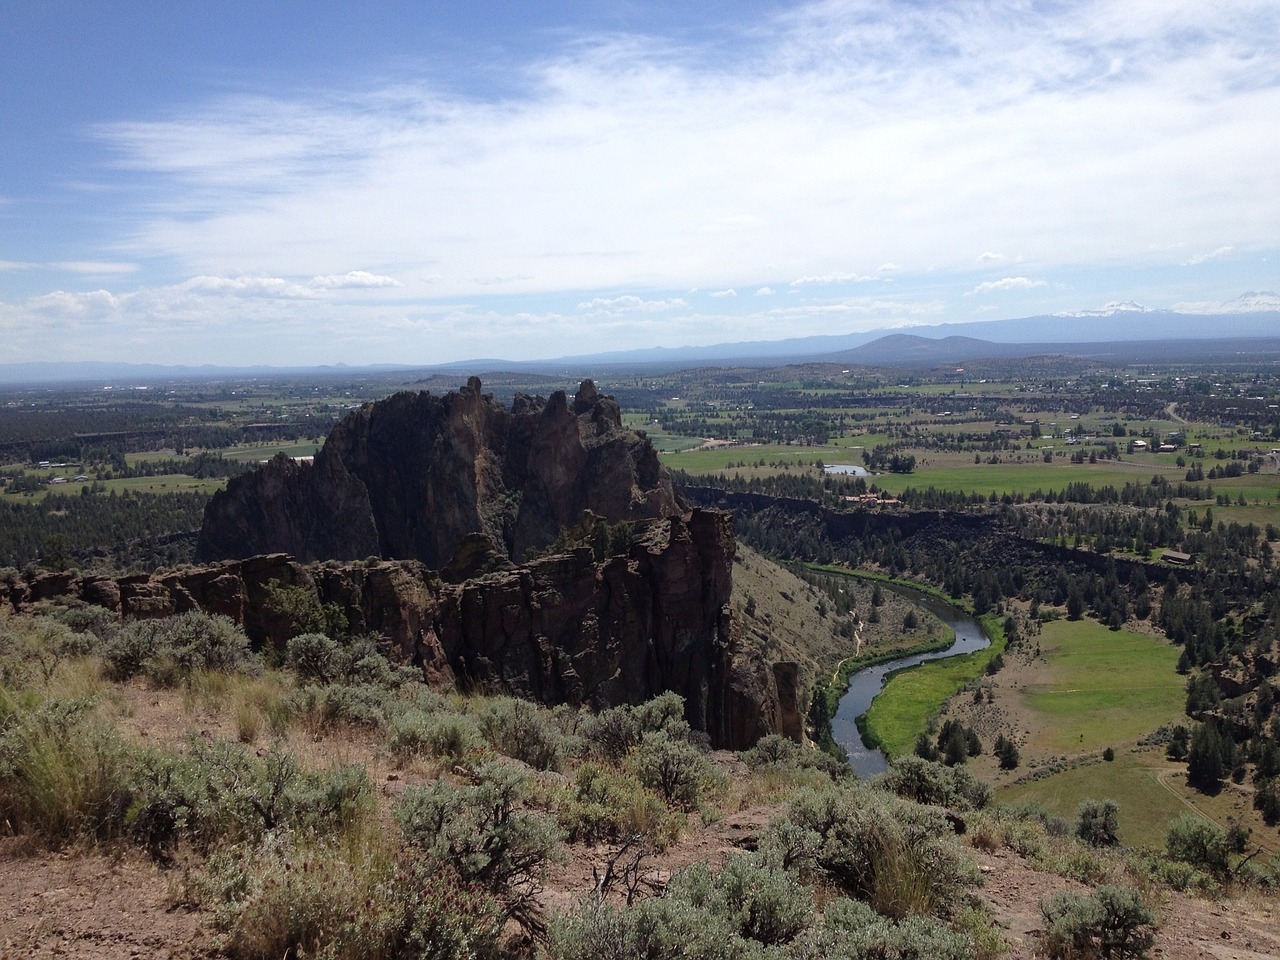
[[822, 463, 869, 476]]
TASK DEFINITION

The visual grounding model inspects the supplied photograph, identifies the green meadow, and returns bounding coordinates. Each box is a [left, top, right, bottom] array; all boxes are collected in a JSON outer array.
[[1018, 619, 1186, 755]]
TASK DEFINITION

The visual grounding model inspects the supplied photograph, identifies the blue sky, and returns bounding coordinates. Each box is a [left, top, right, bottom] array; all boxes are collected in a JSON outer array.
[[2, 0, 1277, 366]]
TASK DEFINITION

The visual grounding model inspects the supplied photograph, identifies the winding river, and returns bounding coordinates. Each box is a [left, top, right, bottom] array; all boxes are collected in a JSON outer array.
[[830, 584, 993, 777]]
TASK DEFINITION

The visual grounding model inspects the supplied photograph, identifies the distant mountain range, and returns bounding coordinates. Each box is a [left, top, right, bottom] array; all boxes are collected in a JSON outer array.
[[4, 304, 1279, 383]]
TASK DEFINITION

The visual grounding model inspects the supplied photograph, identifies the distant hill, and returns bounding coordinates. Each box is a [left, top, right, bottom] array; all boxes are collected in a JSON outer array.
[[830, 333, 1280, 368], [4, 305, 1279, 383]]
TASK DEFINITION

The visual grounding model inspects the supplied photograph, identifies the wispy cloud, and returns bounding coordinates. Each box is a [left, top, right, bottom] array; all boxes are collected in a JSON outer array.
[[968, 277, 1046, 295], [53, 261, 138, 275], [1173, 291, 1280, 313], [710, 288, 737, 297], [309, 271, 401, 289], [95, 1, 1278, 303], [7, 0, 1277, 364], [791, 273, 875, 287], [1184, 246, 1234, 266], [576, 295, 690, 315]]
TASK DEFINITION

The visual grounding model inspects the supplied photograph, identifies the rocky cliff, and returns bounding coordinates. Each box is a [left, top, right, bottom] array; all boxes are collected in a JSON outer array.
[[5, 511, 794, 749], [196, 378, 683, 567]]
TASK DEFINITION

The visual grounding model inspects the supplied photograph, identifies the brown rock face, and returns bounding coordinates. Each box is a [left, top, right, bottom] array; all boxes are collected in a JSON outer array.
[[196, 378, 683, 567], [13, 511, 787, 749]]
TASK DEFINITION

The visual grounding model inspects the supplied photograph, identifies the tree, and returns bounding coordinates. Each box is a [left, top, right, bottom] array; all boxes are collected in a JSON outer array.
[[1187, 722, 1229, 793], [1076, 798, 1120, 847], [995, 735, 1020, 770]]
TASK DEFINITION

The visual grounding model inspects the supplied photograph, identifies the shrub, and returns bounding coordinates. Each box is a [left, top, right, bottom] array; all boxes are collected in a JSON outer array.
[[476, 697, 564, 771], [579, 691, 694, 762], [389, 709, 483, 764], [1165, 814, 1230, 878], [286, 631, 341, 683], [126, 738, 373, 857], [556, 762, 682, 848], [740, 734, 849, 780], [202, 835, 503, 960], [0, 691, 133, 844], [288, 682, 393, 730], [741, 733, 802, 769], [395, 762, 563, 926], [626, 731, 720, 811], [104, 612, 257, 686], [790, 896, 974, 960], [880, 755, 992, 811], [1040, 885, 1156, 959], [550, 855, 811, 960], [1076, 798, 1120, 847], [763, 784, 979, 918]]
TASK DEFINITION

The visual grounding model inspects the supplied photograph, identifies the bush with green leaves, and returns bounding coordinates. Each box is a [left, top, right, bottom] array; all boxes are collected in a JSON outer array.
[[880, 755, 992, 811], [1164, 813, 1230, 878], [740, 734, 849, 781], [760, 783, 979, 919], [551, 855, 811, 960], [555, 761, 683, 848], [31, 599, 119, 645], [789, 896, 974, 960], [1040, 885, 1156, 959], [287, 681, 394, 729], [395, 761, 563, 926], [626, 730, 722, 811], [202, 835, 504, 960], [475, 696, 566, 771], [104, 611, 258, 686], [389, 709, 483, 764], [579, 691, 693, 762], [0, 691, 133, 844], [286, 632, 416, 690], [126, 737, 373, 858], [262, 579, 348, 640], [1076, 798, 1121, 848]]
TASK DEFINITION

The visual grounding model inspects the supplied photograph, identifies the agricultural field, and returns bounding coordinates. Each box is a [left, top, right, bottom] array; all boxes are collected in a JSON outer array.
[[931, 617, 1279, 854]]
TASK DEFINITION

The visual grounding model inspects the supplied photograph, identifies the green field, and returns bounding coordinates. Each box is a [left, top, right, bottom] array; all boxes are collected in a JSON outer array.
[[1019, 619, 1185, 755], [222, 440, 322, 462], [1000, 752, 1192, 850]]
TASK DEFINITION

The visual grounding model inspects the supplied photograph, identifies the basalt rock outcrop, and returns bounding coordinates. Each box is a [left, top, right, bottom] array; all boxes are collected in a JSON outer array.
[[6, 511, 793, 749], [196, 378, 683, 567]]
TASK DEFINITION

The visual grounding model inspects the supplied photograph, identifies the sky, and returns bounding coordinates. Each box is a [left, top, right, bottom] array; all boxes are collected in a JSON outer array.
[[2, 0, 1278, 367]]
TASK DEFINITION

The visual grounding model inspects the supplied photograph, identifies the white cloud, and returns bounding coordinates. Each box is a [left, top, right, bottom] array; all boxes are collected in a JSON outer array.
[[1054, 301, 1150, 317], [1173, 291, 1280, 313], [576, 295, 690, 315], [791, 273, 875, 286], [95, 1, 1275, 305], [7, 1, 1276, 364], [0, 261, 37, 271], [1184, 246, 1234, 266], [710, 288, 737, 297], [968, 277, 1047, 295], [53, 261, 138, 275], [177, 275, 320, 298], [308, 271, 401, 289]]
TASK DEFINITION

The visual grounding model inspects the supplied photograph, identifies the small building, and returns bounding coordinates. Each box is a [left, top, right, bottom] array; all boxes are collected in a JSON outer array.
[[1132, 439, 1148, 450], [1161, 550, 1193, 565]]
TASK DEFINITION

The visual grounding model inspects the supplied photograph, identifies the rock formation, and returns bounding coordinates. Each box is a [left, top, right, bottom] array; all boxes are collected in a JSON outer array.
[[196, 378, 683, 567], [4, 511, 795, 749]]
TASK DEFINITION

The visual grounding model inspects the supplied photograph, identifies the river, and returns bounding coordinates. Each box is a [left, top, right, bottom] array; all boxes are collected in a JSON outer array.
[[830, 584, 992, 777]]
